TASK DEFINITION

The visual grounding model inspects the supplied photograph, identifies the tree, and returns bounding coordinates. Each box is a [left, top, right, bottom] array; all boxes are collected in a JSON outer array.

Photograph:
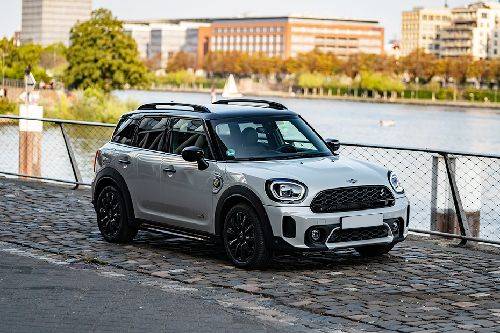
[[0, 38, 49, 81], [167, 51, 196, 72], [65, 8, 148, 91]]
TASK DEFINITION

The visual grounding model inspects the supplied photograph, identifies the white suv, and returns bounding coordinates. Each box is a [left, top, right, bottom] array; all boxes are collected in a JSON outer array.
[[92, 99, 409, 268]]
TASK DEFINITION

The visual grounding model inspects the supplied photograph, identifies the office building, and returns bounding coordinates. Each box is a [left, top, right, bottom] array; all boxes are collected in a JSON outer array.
[[197, 16, 384, 66], [124, 23, 151, 59], [21, 0, 92, 46]]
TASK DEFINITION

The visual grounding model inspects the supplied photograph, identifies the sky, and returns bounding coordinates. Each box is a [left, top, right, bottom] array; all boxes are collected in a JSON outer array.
[[1, 0, 473, 41]]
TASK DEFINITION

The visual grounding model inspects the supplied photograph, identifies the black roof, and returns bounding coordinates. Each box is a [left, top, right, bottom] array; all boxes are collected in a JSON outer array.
[[125, 99, 297, 120]]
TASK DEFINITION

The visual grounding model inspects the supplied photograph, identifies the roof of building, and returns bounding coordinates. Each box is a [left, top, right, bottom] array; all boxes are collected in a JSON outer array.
[[124, 15, 381, 26]]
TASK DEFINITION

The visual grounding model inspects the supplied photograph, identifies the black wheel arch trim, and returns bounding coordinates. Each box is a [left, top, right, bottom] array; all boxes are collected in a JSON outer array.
[[92, 167, 137, 227], [215, 185, 274, 246]]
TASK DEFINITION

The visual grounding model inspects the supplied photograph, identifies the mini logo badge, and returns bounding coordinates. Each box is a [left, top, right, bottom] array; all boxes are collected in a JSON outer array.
[[346, 178, 357, 184]]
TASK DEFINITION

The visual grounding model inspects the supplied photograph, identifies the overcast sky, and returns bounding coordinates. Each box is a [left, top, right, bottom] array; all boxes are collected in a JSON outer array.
[[1, 0, 473, 41]]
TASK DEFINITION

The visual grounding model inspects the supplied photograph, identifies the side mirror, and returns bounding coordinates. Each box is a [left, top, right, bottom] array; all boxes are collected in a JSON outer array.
[[325, 138, 340, 154], [181, 146, 209, 170]]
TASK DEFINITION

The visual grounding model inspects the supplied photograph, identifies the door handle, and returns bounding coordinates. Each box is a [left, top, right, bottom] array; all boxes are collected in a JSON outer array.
[[162, 165, 176, 173], [118, 159, 131, 164]]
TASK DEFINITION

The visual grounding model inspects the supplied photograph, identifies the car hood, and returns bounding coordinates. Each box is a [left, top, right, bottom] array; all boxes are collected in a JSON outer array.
[[224, 155, 394, 205]]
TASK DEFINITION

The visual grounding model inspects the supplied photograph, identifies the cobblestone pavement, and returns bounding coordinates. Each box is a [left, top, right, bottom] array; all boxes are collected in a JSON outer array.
[[1, 178, 499, 333]]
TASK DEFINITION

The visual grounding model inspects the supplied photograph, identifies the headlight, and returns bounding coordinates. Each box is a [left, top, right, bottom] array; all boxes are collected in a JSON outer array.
[[266, 179, 307, 203], [388, 171, 404, 194]]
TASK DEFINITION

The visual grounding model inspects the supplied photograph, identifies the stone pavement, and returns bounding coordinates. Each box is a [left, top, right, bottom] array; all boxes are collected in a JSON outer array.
[[0, 178, 499, 333]]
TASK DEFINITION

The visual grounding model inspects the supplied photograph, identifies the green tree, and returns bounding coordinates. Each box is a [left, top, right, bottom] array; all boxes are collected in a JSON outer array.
[[65, 8, 148, 91]]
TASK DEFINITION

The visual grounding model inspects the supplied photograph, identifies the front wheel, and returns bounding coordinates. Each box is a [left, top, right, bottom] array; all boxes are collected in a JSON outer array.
[[96, 185, 138, 243], [356, 243, 394, 257], [223, 203, 271, 269]]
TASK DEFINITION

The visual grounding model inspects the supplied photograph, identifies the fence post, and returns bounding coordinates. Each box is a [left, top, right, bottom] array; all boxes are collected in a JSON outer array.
[[19, 104, 43, 179], [59, 123, 82, 189]]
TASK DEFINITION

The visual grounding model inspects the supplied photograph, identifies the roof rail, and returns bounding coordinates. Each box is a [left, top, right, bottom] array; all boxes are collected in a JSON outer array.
[[138, 102, 210, 113], [213, 98, 287, 110]]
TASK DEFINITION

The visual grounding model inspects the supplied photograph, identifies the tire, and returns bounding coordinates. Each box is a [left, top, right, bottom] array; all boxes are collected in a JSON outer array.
[[356, 243, 394, 257], [96, 185, 138, 243], [223, 203, 271, 269]]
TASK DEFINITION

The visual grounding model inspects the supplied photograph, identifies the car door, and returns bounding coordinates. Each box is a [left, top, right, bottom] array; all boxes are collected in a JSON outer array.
[[160, 117, 218, 233], [129, 116, 171, 222], [109, 116, 140, 201]]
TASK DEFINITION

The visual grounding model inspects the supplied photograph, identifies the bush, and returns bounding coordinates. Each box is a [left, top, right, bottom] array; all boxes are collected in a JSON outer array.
[[0, 98, 17, 115], [359, 71, 404, 92], [44, 88, 138, 123], [297, 72, 325, 89]]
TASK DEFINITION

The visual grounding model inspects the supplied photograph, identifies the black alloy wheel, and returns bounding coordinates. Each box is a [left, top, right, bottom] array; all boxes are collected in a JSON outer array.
[[96, 185, 137, 243], [223, 203, 271, 269]]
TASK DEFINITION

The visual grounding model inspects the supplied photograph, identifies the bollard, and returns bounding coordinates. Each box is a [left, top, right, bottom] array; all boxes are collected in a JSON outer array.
[[18, 104, 43, 178], [430, 155, 481, 237]]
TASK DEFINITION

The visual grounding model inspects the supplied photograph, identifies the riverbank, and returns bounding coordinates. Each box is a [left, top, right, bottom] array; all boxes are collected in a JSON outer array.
[[148, 86, 500, 110]]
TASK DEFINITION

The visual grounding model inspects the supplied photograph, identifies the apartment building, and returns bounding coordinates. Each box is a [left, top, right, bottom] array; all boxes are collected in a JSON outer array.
[[491, 26, 500, 57], [197, 16, 384, 66], [21, 0, 92, 46], [439, 2, 500, 59], [401, 7, 452, 56]]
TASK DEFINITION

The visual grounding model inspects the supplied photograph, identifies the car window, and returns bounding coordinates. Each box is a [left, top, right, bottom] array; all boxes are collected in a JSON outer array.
[[169, 118, 212, 159], [136, 117, 169, 151], [277, 120, 315, 150], [111, 117, 138, 146], [212, 116, 331, 160]]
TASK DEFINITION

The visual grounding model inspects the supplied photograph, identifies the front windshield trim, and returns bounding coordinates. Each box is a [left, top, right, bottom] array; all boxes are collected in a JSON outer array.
[[210, 115, 333, 162]]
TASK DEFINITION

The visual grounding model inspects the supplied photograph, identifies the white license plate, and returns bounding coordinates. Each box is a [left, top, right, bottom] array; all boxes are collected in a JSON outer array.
[[341, 214, 383, 229]]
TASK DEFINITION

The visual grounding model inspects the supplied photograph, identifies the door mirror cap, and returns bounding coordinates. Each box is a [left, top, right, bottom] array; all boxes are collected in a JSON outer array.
[[325, 138, 340, 153], [181, 146, 209, 170]]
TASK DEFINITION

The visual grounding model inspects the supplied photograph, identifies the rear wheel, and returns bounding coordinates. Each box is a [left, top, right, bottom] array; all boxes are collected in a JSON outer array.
[[356, 243, 394, 257], [223, 203, 271, 269], [96, 185, 138, 243]]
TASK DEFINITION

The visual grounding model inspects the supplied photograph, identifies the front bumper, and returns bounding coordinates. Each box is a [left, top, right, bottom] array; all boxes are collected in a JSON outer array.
[[265, 197, 409, 251]]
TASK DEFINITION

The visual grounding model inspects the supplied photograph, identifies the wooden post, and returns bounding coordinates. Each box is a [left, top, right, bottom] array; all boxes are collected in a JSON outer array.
[[430, 155, 481, 238], [18, 104, 43, 179]]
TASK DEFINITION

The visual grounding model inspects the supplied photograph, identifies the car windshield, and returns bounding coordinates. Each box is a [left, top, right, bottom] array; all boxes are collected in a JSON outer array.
[[211, 116, 332, 161]]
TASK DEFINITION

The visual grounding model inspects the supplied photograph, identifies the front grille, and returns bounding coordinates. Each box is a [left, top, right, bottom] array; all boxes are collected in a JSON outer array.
[[328, 225, 389, 243], [310, 186, 395, 214]]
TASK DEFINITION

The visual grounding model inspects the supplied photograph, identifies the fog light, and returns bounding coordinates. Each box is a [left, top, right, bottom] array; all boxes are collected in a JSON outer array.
[[310, 228, 322, 242]]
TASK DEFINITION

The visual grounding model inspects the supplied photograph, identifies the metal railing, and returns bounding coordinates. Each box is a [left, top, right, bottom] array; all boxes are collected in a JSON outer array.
[[0, 114, 499, 245]]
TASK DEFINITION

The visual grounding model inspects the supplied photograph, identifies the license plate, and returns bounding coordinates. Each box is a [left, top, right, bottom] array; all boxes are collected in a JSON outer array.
[[341, 214, 383, 229]]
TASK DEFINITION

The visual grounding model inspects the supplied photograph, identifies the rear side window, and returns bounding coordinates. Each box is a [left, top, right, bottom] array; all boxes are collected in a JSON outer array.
[[169, 118, 212, 159], [112, 117, 138, 146], [136, 117, 169, 151]]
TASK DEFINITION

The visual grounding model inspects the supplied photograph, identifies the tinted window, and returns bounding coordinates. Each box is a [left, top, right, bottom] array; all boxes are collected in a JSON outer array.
[[212, 116, 331, 160], [169, 118, 212, 159], [112, 117, 138, 146], [136, 117, 169, 151]]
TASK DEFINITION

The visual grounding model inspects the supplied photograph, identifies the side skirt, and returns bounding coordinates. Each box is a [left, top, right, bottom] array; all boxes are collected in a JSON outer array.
[[137, 219, 219, 243]]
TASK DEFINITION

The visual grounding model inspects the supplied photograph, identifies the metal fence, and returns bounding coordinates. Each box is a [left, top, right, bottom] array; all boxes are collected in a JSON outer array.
[[0, 114, 499, 245]]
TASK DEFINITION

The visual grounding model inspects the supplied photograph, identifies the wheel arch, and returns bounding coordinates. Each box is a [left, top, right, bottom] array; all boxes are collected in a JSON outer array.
[[215, 185, 273, 245], [92, 167, 136, 226]]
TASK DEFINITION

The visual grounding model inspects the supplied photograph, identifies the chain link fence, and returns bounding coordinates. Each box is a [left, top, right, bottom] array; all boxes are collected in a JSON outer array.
[[1, 114, 499, 244]]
